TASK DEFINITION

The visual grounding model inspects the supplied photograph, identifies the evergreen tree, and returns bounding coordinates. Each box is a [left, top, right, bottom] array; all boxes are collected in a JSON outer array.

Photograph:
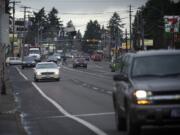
[[133, 0, 180, 49], [47, 7, 63, 41], [26, 8, 47, 44], [84, 20, 101, 40], [108, 12, 124, 48]]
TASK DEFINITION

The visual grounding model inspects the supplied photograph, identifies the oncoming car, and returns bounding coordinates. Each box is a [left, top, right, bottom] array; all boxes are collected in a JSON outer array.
[[22, 56, 36, 69], [34, 62, 60, 82], [112, 50, 180, 135], [73, 57, 87, 68], [6, 57, 22, 66]]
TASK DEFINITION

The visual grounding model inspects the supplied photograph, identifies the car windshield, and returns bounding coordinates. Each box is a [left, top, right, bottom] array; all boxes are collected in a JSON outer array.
[[24, 57, 35, 61], [132, 54, 180, 77], [36, 63, 57, 69], [29, 50, 40, 54]]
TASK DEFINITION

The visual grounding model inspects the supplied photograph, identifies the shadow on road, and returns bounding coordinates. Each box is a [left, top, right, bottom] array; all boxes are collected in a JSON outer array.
[[142, 126, 180, 135]]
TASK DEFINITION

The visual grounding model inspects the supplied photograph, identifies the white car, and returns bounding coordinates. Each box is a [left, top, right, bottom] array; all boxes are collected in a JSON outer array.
[[6, 57, 22, 65], [33, 62, 60, 82]]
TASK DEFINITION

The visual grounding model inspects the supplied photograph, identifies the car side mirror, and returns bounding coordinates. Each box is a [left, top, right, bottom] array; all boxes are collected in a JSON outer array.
[[113, 73, 128, 82]]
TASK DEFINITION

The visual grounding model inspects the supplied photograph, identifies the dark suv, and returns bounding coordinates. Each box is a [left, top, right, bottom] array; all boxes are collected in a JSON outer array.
[[112, 50, 180, 135]]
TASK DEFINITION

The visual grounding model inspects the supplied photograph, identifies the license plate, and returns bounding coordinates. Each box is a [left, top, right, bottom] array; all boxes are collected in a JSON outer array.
[[171, 109, 180, 118]]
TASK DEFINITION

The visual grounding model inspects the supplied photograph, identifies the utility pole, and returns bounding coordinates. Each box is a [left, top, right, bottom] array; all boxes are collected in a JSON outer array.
[[125, 29, 128, 52], [9, 1, 21, 56], [129, 5, 133, 51], [21, 6, 30, 59], [140, 12, 145, 50]]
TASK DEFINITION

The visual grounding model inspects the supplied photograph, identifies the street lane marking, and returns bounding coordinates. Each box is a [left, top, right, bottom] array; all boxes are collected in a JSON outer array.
[[63, 66, 111, 80], [16, 66, 109, 135], [93, 87, 99, 90], [106, 91, 113, 95], [16, 67, 28, 80], [74, 112, 114, 118], [32, 82, 108, 135], [29, 112, 115, 121]]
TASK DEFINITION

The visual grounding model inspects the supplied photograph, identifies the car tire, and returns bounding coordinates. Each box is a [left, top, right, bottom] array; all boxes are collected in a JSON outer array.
[[126, 110, 141, 135], [22, 66, 24, 69], [34, 77, 38, 82], [56, 78, 60, 81], [114, 104, 126, 131], [73, 65, 76, 68]]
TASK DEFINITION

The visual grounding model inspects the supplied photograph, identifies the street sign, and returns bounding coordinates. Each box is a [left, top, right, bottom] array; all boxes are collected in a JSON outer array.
[[164, 16, 180, 33]]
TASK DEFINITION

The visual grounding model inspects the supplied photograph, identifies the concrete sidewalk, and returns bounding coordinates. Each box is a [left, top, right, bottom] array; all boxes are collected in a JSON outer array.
[[0, 69, 27, 135]]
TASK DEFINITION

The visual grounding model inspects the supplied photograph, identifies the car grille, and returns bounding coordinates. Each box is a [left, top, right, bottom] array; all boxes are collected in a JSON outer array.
[[150, 91, 180, 105], [41, 72, 54, 75]]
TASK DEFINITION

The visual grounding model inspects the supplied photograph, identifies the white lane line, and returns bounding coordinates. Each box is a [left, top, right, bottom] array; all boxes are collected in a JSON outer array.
[[16, 66, 108, 135], [32, 82, 108, 135], [106, 91, 113, 95], [74, 112, 114, 117], [31, 112, 115, 120], [16, 67, 28, 80], [93, 87, 99, 90], [63, 66, 111, 80]]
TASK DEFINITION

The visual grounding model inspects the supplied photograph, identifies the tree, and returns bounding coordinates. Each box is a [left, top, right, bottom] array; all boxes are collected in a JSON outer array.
[[46, 7, 63, 41], [133, 0, 180, 49], [66, 20, 76, 38], [25, 8, 47, 44], [83, 20, 102, 53], [108, 12, 124, 44], [76, 30, 82, 39], [84, 20, 101, 40]]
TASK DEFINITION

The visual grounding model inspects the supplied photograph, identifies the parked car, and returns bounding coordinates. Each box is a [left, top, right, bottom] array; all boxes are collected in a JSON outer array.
[[6, 57, 22, 66], [91, 53, 102, 61], [82, 54, 90, 61], [34, 62, 60, 82], [112, 50, 180, 135], [22, 56, 36, 69], [47, 55, 58, 64], [73, 58, 87, 68], [53, 53, 61, 61]]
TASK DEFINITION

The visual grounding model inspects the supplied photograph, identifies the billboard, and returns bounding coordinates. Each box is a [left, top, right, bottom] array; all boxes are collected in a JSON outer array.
[[164, 16, 180, 33]]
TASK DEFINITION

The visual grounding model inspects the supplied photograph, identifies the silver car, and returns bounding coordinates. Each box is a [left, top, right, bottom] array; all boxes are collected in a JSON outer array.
[[6, 57, 22, 66], [34, 62, 60, 82]]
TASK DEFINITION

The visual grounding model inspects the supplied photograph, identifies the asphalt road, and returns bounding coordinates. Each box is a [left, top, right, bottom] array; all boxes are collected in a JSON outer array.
[[9, 60, 180, 135]]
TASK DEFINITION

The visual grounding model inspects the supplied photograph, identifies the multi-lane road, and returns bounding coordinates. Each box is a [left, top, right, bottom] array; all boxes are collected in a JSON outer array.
[[9, 60, 180, 135]]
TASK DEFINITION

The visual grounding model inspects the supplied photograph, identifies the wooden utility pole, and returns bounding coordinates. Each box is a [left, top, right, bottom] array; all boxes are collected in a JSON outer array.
[[10, 1, 21, 56], [21, 6, 30, 59], [129, 5, 133, 50], [125, 29, 128, 52]]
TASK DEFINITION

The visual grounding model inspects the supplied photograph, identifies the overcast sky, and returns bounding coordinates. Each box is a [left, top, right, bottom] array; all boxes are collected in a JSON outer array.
[[15, 0, 149, 34]]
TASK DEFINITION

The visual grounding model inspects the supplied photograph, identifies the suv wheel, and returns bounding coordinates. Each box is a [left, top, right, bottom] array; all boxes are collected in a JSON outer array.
[[34, 76, 38, 82], [126, 111, 140, 135], [115, 106, 126, 131]]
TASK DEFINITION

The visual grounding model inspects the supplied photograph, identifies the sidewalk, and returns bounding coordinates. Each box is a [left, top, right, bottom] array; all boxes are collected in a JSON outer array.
[[0, 68, 27, 135]]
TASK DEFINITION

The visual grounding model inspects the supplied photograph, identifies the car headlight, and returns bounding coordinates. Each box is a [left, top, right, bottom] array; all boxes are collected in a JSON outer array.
[[36, 71, 41, 75], [54, 70, 59, 75], [134, 90, 147, 99], [134, 90, 152, 105]]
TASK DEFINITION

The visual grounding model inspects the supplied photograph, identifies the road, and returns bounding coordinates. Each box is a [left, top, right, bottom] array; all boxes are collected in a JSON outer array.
[[9, 60, 180, 135]]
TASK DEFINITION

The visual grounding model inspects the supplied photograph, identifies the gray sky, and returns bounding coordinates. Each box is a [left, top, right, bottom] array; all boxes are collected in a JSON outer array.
[[16, 0, 148, 34]]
